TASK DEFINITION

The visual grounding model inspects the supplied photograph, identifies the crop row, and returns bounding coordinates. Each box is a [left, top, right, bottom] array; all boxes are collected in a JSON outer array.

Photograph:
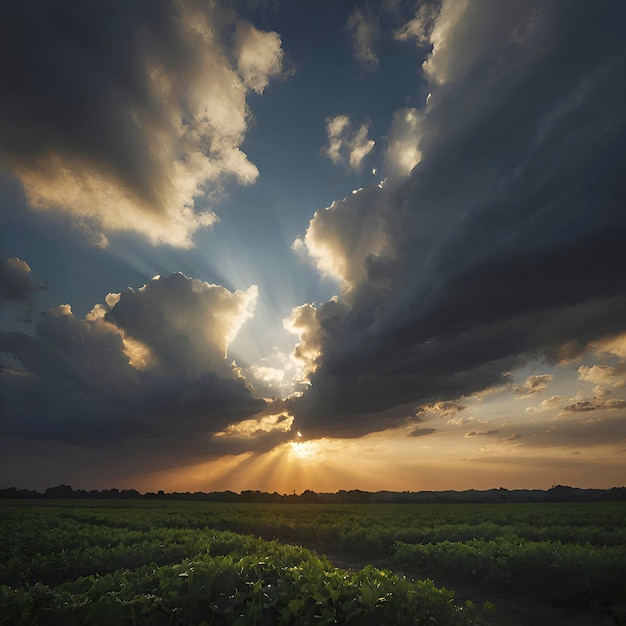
[[1, 501, 624, 614], [0, 531, 491, 626], [46, 501, 626, 549], [3, 508, 625, 572], [391, 537, 626, 604], [1, 526, 250, 587]]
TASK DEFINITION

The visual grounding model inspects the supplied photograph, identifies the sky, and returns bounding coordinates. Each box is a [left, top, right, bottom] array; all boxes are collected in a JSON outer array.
[[1, 0, 626, 493]]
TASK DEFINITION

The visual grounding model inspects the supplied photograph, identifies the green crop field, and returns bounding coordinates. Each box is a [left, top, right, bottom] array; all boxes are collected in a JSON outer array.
[[1, 500, 625, 625]]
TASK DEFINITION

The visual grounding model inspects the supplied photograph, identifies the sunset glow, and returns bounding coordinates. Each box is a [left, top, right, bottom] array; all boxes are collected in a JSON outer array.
[[1, 0, 625, 493]]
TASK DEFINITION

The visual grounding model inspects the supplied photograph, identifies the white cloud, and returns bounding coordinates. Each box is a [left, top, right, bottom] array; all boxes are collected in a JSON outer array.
[[6, 257, 30, 274], [346, 9, 379, 72], [394, 2, 440, 46], [448, 415, 488, 426], [325, 115, 351, 164], [3, 2, 285, 248], [515, 374, 553, 397], [465, 429, 499, 437], [525, 395, 565, 414], [349, 125, 377, 169], [324, 115, 375, 170], [578, 364, 625, 389], [215, 412, 294, 440], [560, 397, 626, 415], [284, 302, 327, 382], [501, 433, 522, 443], [234, 21, 284, 94], [15, 152, 219, 249], [48, 303, 73, 318], [422, 0, 539, 85], [384, 108, 424, 177], [293, 185, 391, 290], [248, 365, 285, 385], [592, 332, 626, 361], [422, 0, 470, 84]]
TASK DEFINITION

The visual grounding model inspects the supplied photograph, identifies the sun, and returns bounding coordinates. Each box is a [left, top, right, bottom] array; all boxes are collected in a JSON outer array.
[[289, 440, 318, 460], [290, 430, 319, 459]]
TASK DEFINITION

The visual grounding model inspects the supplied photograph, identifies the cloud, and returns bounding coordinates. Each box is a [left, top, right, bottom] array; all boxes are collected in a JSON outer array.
[[525, 395, 565, 414], [384, 108, 425, 177], [501, 433, 522, 443], [592, 332, 626, 361], [578, 365, 625, 389], [421, 0, 539, 85], [515, 374, 554, 397], [465, 429, 499, 438], [447, 416, 488, 426], [0, 257, 41, 304], [346, 9, 379, 72], [293, 186, 392, 289], [0, 273, 272, 461], [415, 400, 465, 419], [394, 2, 440, 47], [106, 273, 258, 378], [324, 115, 375, 170], [1, 0, 284, 248], [289, 1, 626, 439], [247, 365, 285, 385], [489, 413, 626, 451], [234, 21, 284, 94], [408, 426, 437, 437], [209, 411, 295, 455], [560, 398, 626, 415], [283, 303, 324, 383]]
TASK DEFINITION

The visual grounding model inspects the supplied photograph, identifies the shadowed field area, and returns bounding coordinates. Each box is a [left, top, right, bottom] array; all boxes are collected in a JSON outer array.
[[1, 501, 625, 624]]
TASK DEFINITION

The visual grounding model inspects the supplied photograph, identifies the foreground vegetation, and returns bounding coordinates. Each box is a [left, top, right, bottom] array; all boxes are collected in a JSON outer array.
[[1, 500, 625, 624]]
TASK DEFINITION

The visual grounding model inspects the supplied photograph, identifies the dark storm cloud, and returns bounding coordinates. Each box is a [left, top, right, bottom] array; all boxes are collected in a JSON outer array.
[[292, 0, 626, 438], [0, 257, 42, 305], [0, 274, 269, 457], [105, 272, 258, 379]]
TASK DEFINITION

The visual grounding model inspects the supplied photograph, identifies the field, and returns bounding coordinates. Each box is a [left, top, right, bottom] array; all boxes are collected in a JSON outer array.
[[1, 500, 625, 625]]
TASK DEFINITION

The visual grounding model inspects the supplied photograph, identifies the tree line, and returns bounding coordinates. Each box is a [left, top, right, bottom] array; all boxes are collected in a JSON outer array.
[[1, 484, 625, 503]]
